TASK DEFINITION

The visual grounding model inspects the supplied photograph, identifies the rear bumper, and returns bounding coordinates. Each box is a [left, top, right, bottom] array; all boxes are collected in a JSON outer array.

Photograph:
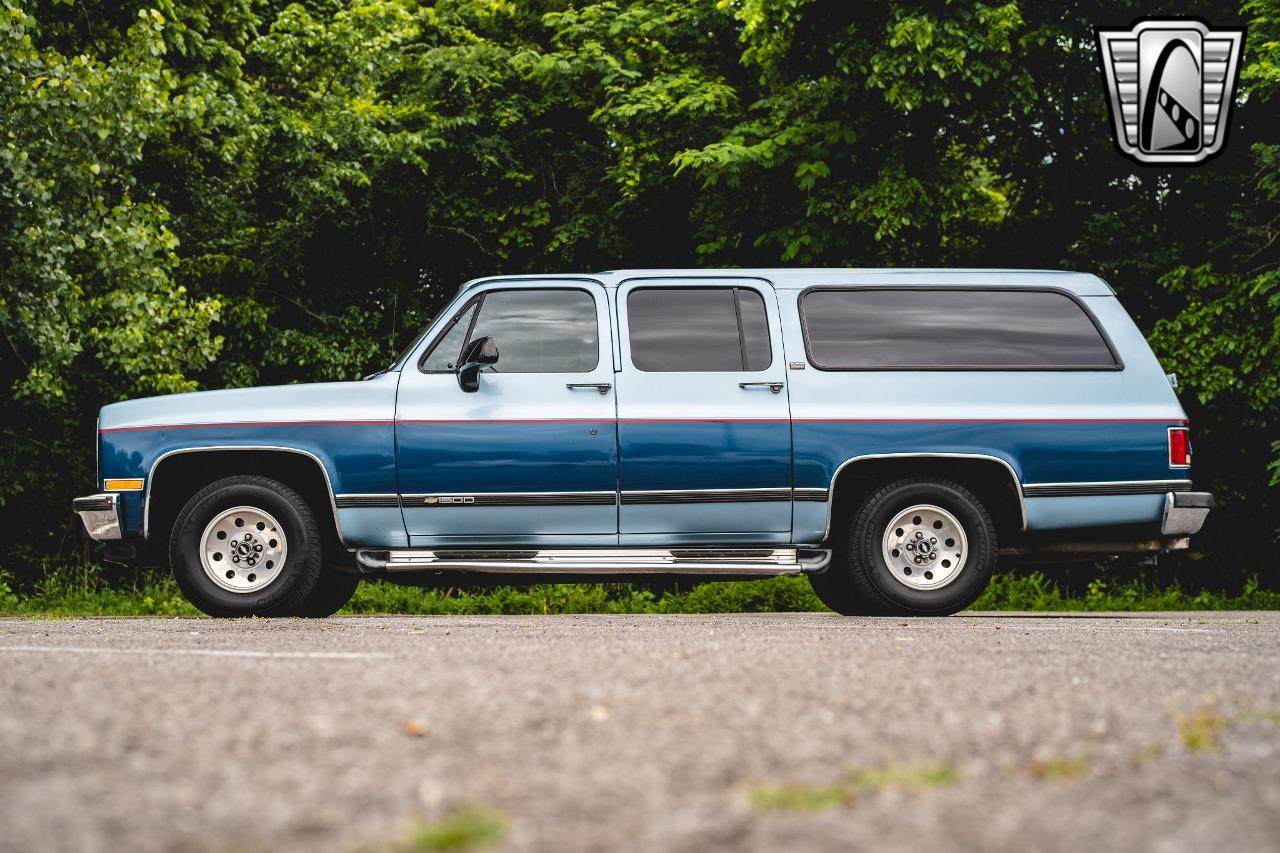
[[999, 490, 1212, 559], [72, 493, 123, 541], [1161, 491, 1212, 536]]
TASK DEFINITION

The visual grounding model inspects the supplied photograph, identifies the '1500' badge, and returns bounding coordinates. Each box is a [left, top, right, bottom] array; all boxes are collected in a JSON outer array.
[[424, 496, 474, 505], [1095, 18, 1245, 165]]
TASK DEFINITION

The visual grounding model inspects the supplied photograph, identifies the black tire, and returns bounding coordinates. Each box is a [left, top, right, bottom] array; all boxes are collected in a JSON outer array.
[[169, 475, 324, 617], [811, 477, 997, 616], [808, 559, 884, 615], [285, 567, 360, 617]]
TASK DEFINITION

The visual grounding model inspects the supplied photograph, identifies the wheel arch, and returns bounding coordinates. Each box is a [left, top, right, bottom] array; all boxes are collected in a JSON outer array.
[[824, 453, 1026, 544], [144, 446, 343, 548]]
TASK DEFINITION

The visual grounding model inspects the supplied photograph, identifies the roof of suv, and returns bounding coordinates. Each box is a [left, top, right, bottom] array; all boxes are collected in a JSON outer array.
[[463, 269, 1115, 296]]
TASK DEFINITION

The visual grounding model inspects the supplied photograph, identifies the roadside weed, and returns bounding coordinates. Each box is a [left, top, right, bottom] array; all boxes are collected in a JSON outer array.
[[1127, 744, 1166, 765], [404, 808, 506, 852], [2, 564, 1277, 617], [1025, 753, 1092, 780], [748, 763, 959, 812], [1173, 706, 1229, 752]]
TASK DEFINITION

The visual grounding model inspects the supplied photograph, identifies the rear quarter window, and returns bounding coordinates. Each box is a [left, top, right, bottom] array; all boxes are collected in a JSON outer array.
[[799, 288, 1120, 370]]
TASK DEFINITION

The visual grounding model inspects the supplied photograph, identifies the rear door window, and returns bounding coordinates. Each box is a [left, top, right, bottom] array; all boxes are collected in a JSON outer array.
[[800, 288, 1119, 370], [627, 287, 772, 372]]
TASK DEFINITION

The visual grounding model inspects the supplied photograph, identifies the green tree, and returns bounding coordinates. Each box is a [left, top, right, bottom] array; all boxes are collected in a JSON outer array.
[[0, 0, 1275, 587]]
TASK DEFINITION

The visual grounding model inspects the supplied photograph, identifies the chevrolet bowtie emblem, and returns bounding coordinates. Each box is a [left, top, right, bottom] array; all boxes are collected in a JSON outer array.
[[1095, 19, 1245, 165]]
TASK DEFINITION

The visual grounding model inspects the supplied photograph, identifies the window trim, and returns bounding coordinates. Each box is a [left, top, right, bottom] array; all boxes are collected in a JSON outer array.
[[418, 286, 602, 375], [797, 285, 1124, 372], [626, 285, 774, 373], [417, 294, 481, 374]]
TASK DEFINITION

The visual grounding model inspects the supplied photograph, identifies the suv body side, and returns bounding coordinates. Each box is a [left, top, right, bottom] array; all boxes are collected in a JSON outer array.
[[86, 268, 1199, 559]]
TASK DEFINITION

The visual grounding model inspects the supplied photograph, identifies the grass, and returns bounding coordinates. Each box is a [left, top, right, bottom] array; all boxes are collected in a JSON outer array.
[[1127, 743, 1166, 765], [399, 808, 506, 852], [1, 564, 1277, 617], [1025, 753, 1092, 780], [1239, 708, 1280, 724], [1173, 705, 1230, 752], [972, 573, 1280, 611], [748, 763, 960, 812]]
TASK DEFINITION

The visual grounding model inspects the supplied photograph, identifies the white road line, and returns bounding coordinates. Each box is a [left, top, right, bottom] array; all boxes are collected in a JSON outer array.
[[1010, 625, 1217, 634], [0, 645, 394, 660]]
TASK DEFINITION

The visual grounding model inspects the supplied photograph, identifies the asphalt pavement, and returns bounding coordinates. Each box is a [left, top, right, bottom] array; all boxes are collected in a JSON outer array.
[[2, 613, 1279, 852]]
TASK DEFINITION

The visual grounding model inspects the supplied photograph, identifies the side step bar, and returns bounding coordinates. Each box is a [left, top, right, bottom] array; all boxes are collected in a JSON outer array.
[[355, 547, 831, 576]]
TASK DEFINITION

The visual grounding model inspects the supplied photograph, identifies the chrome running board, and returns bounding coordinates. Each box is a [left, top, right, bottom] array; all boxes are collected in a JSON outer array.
[[355, 547, 831, 576]]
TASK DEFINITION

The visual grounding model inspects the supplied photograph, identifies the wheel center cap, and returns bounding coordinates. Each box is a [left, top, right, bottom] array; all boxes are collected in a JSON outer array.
[[908, 530, 937, 562]]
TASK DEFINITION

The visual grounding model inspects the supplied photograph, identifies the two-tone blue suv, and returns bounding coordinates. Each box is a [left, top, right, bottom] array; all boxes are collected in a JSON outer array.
[[74, 269, 1212, 616]]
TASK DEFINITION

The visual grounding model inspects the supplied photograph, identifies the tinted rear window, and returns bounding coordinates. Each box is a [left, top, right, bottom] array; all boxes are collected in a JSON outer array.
[[627, 287, 772, 372], [800, 288, 1119, 369]]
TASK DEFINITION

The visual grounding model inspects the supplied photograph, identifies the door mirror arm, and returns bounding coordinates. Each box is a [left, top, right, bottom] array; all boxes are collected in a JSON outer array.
[[456, 336, 499, 393]]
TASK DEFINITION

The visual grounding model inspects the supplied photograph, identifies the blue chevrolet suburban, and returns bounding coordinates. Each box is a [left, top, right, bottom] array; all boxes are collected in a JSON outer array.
[[73, 269, 1212, 617]]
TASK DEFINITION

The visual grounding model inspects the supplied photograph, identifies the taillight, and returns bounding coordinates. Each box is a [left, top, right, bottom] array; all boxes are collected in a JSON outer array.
[[1169, 427, 1191, 467]]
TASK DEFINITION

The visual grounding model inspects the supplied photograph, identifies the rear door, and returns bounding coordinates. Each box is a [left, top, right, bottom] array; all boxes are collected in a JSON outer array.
[[614, 278, 793, 544], [395, 281, 618, 546]]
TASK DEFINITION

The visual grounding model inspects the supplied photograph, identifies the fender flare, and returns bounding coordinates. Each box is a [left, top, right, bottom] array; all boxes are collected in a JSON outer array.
[[823, 452, 1027, 541], [143, 445, 344, 544]]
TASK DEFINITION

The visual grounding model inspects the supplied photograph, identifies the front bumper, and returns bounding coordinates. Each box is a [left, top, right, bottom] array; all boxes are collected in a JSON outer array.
[[1162, 491, 1212, 536], [72, 493, 123, 541]]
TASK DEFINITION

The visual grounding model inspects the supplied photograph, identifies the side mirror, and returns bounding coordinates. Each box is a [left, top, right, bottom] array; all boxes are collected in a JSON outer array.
[[456, 336, 499, 393]]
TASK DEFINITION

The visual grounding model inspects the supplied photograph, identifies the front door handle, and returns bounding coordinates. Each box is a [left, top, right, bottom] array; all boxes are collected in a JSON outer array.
[[739, 382, 783, 394], [567, 383, 612, 395]]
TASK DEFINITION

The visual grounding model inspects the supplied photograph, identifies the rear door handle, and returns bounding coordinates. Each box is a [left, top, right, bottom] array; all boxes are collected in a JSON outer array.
[[739, 382, 783, 394], [567, 383, 612, 395]]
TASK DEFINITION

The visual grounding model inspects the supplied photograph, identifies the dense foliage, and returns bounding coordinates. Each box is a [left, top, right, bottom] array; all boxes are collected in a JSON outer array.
[[2, 0, 1277, 585], [4, 569, 1279, 617]]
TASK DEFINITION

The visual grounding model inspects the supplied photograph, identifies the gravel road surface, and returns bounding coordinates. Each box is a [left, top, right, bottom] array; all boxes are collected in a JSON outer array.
[[2, 613, 1279, 852]]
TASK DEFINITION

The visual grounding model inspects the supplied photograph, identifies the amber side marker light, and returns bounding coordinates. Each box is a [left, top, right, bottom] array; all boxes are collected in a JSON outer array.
[[1169, 427, 1192, 468], [103, 479, 144, 491]]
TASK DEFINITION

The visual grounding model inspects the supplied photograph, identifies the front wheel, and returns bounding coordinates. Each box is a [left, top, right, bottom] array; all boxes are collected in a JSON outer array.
[[810, 477, 997, 616], [285, 568, 360, 617], [169, 475, 324, 617]]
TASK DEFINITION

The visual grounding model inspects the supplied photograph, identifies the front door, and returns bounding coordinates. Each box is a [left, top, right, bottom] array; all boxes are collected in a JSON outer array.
[[395, 281, 618, 546], [614, 278, 793, 544]]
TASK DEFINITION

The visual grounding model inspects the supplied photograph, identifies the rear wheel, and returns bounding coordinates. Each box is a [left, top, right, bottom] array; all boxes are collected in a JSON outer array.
[[169, 475, 324, 617], [810, 477, 997, 616]]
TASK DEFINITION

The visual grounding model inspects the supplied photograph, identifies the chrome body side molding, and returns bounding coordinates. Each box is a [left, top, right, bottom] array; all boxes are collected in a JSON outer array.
[[620, 488, 792, 505], [334, 494, 403, 509], [356, 489, 815, 508], [401, 491, 617, 507], [793, 488, 829, 502], [1022, 479, 1192, 498]]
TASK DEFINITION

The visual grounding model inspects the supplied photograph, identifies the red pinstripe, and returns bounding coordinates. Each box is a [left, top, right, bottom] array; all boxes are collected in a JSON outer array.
[[99, 417, 1188, 433]]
